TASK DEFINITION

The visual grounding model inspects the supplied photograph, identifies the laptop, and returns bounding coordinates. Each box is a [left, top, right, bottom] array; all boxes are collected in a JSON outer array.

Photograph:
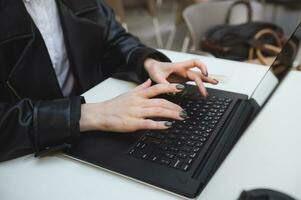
[[64, 23, 301, 199]]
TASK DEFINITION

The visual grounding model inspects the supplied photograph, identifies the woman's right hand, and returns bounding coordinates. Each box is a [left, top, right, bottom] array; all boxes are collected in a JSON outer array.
[[79, 79, 188, 133]]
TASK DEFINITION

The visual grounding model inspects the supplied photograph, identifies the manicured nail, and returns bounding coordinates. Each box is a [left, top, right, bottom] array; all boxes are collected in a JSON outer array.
[[167, 92, 176, 96], [214, 79, 219, 84], [179, 110, 188, 119], [164, 121, 173, 128], [176, 84, 185, 91]]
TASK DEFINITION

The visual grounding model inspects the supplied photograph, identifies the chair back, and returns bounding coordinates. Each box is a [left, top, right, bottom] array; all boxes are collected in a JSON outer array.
[[183, 1, 263, 51]]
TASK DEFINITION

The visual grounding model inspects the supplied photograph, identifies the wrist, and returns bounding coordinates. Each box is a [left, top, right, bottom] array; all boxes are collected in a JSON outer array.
[[80, 103, 103, 132], [144, 58, 157, 72], [80, 104, 92, 132]]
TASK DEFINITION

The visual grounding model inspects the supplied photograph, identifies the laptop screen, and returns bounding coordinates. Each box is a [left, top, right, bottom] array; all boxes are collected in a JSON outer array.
[[250, 23, 301, 107]]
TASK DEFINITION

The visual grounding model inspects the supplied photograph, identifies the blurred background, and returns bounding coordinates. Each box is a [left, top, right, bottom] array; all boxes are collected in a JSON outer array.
[[104, 0, 301, 69]]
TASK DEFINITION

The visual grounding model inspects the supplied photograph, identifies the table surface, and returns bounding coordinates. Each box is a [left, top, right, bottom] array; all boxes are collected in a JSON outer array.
[[1, 50, 300, 200]]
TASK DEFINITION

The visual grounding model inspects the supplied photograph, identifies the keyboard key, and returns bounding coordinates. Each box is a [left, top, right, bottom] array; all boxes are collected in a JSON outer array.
[[207, 112, 215, 116], [141, 153, 149, 159], [179, 136, 187, 140], [169, 147, 179, 152], [168, 134, 177, 139], [196, 142, 204, 147], [185, 158, 193, 164], [206, 128, 213, 133], [189, 152, 197, 158], [165, 153, 175, 159], [193, 147, 200, 152], [149, 153, 161, 162], [171, 159, 182, 168], [178, 152, 188, 158], [190, 135, 200, 141], [211, 120, 218, 124], [181, 146, 192, 152], [210, 108, 218, 113], [136, 142, 146, 149], [147, 138, 161, 145], [129, 149, 135, 155], [160, 158, 171, 165], [186, 140, 195, 146], [181, 164, 189, 171], [203, 133, 210, 137], [159, 145, 169, 151], [176, 141, 184, 146]]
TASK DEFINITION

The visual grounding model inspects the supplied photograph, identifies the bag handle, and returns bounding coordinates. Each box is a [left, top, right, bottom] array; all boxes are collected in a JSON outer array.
[[225, 0, 253, 24], [248, 29, 283, 65]]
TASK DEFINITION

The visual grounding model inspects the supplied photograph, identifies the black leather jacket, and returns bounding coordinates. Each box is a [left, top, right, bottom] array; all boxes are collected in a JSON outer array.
[[0, 0, 169, 162]]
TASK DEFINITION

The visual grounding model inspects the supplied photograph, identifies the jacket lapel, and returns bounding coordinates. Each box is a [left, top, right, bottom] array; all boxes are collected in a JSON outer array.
[[3, 0, 63, 100], [57, 0, 106, 93]]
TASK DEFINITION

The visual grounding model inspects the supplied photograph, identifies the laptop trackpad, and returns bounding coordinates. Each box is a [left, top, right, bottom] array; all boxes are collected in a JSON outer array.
[[65, 131, 141, 165]]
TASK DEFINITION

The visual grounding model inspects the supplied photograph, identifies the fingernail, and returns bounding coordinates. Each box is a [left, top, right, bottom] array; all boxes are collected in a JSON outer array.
[[167, 92, 176, 96], [202, 90, 208, 97], [164, 121, 173, 128], [179, 110, 188, 119], [214, 79, 219, 84], [176, 84, 185, 91]]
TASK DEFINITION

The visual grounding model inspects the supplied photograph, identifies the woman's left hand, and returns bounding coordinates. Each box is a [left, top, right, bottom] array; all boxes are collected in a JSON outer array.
[[144, 58, 219, 96]]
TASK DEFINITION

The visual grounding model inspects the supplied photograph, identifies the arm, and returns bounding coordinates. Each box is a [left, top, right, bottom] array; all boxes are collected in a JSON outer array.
[[97, 1, 218, 95], [98, 1, 170, 83], [0, 97, 82, 162]]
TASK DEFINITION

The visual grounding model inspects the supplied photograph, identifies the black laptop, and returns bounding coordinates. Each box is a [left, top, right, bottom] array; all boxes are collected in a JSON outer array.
[[64, 23, 301, 198]]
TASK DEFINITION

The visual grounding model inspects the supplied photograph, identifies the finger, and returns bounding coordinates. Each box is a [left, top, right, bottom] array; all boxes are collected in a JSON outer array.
[[201, 76, 219, 85], [141, 83, 184, 98], [141, 107, 186, 120], [188, 71, 219, 85], [187, 71, 207, 96], [174, 59, 208, 76], [137, 119, 173, 130], [154, 76, 170, 84], [133, 79, 152, 92], [145, 98, 183, 112]]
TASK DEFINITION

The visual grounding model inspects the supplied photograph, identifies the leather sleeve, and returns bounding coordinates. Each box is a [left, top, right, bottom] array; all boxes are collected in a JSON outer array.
[[99, 1, 171, 83], [0, 96, 84, 162]]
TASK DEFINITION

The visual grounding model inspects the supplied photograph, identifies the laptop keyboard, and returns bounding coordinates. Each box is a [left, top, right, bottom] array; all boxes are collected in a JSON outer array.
[[129, 95, 232, 172]]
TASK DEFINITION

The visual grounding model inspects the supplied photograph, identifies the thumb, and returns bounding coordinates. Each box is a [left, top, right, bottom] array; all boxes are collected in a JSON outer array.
[[133, 78, 152, 91]]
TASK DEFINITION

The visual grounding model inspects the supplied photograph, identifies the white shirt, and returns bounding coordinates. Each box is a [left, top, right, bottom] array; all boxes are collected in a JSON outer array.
[[23, 0, 75, 97]]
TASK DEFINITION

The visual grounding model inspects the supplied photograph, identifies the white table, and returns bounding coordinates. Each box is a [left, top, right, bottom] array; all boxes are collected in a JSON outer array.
[[1, 50, 300, 200]]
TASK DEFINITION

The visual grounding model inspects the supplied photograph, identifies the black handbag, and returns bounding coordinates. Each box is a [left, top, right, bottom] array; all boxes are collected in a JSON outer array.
[[265, 0, 301, 8], [201, 0, 286, 62]]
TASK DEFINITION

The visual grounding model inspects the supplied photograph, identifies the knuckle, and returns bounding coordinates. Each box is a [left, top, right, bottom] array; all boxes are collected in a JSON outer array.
[[142, 120, 153, 129]]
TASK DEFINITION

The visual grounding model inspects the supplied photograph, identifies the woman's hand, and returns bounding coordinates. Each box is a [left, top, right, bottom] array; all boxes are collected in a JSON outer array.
[[80, 79, 188, 133], [144, 58, 219, 96]]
